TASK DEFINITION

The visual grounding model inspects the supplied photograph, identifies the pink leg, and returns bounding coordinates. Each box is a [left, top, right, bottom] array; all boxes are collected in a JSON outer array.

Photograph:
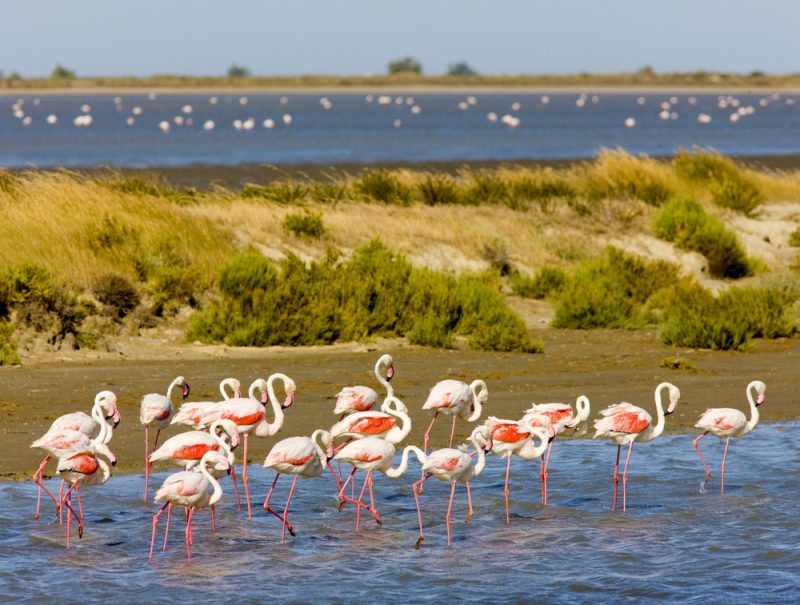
[[503, 454, 512, 524], [143, 426, 150, 501], [185, 507, 194, 562], [281, 475, 299, 543], [263, 472, 295, 536], [162, 503, 173, 551], [76, 483, 84, 522], [612, 444, 621, 512], [422, 413, 438, 453], [211, 505, 216, 535], [445, 481, 457, 545], [621, 441, 634, 512], [58, 480, 65, 525], [242, 435, 252, 519], [720, 437, 731, 496], [61, 485, 82, 548], [32, 456, 59, 521], [366, 472, 381, 525], [693, 431, 712, 491], [150, 501, 169, 558], [355, 471, 370, 531], [465, 481, 474, 523], [328, 461, 343, 491], [229, 464, 242, 511], [542, 440, 554, 505], [448, 416, 458, 448], [412, 477, 426, 548], [337, 468, 357, 509]]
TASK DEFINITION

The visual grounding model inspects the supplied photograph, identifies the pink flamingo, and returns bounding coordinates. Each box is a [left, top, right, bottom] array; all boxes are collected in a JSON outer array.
[[150, 451, 229, 562], [197, 373, 296, 518], [141, 376, 190, 500], [57, 443, 114, 548], [412, 426, 487, 547], [693, 380, 766, 494], [521, 396, 591, 504], [421, 379, 488, 451], [477, 417, 550, 523], [262, 429, 333, 543], [30, 390, 119, 520], [171, 377, 241, 428], [593, 382, 681, 511], [333, 437, 425, 531], [333, 353, 394, 418]]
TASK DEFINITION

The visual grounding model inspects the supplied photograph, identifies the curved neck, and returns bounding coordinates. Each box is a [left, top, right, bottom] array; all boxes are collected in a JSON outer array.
[[385, 445, 425, 478], [386, 404, 411, 442], [98, 457, 111, 484], [744, 382, 760, 434], [211, 422, 235, 461], [517, 428, 549, 460], [471, 433, 487, 476], [375, 356, 394, 400], [311, 430, 332, 468], [466, 380, 487, 423], [165, 377, 183, 402], [650, 383, 669, 439], [91, 400, 112, 444], [263, 374, 288, 429], [201, 458, 224, 506], [220, 378, 240, 400]]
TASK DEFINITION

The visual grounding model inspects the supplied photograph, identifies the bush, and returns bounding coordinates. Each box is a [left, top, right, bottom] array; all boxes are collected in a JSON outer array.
[[673, 150, 763, 215], [510, 170, 577, 212], [0, 321, 20, 365], [709, 174, 763, 215], [552, 248, 680, 329], [241, 182, 308, 204], [92, 273, 140, 319], [789, 227, 800, 247], [417, 174, 461, 205], [283, 211, 326, 238], [657, 282, 795, 350], [582, 150, 674, 206], [355, 170, 411, 205], [652, 195, 753, 278], [673, 150, 739, 182], [462, 170, 510, 206], [659, 356, 698, 372], [511, 266, 567, 299]]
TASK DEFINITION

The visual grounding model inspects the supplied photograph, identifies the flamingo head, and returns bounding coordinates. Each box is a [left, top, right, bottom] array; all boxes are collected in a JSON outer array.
[[213, 419, 240, 449], [665, 384, 681, 415], [386, 363, 395, 382], [204, 450, 232, 476], [281, 379, 297, 409], [753, 380, 766, 406], [180, 379, 191, 400]]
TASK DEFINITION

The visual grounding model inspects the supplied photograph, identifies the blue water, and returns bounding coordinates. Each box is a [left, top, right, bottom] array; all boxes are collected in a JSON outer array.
[[2, 92, 800, 168], [3, 423, 799, 603]]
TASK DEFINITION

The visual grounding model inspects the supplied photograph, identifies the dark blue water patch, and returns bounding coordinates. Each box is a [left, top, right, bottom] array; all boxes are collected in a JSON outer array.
[[2, 423, 800, 602], [1, 92, 800, 168]]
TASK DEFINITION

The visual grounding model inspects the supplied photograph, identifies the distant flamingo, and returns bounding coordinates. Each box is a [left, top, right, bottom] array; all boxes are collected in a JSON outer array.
[[141, 376, 190, 500], [30, 390, 120, 520], [333, 437, 425, 531], [412, 427, 488, 547], [150, 451, 229, 562], [262, 429, 332, 542], [197, 373, 296, 518], [422, 379, 488, 451], [333, 354, 394, 417], [593, 382, 681, 511], [521, 396, 591, 504], [477, 417, 550, 523], [57, 443, 114, 548], [171, 378, 241, 428], [693, 380, 766, 494]]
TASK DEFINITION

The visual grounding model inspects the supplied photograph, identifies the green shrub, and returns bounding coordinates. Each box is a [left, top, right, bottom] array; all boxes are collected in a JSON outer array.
[[511, 266, 567, 299], [552, 248, 680, 329], [657, 282, 795, 350], [241, 182, 308, 204], [652, 195, 753, 278], [417, 174, 461, 205], [462, 170, 510, 206], [0, 169, 21, 196], [482, 239, 514, 276], [659, 356, 698, 372], [87, 214, 141, 253], [510, 171, 576, 212], [789, 227, 800, 247], [355, 170, 411, 205], [0, 321, 20, 365], [708, 174, 763, 215], [673, 150, 739, 182], [673, 150, 763, 215], [582, 151, 673, 206], [92, 273, 140, 319], [283, 211, 326, 238]]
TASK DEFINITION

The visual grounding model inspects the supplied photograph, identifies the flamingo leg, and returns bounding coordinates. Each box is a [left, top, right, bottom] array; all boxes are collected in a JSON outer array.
[[32, 455, 59, 520], [542, 440, 554, 505], [143, 426, 150, 501], [612, 444, 621, 512], [366, 472, 381, 525], [210, 505, 217, 535], [281, 475, 299, 544], [720, 437, 731, 496], [162, 503, 173, 551], [465, 481, 474, 523], [150, 501, 169, 558], [229, 464, 242, 511], [621, 441, 635, 512], [337, 468, 357, 509], [448, 416, 458, 448], [504, 454, 512, 524], [58, 480, 65, 525], [242, 435, 252, 519], [412, 477, 426, 548], [61, 485, 82, 548], [75, 483, 84, 522], [327, 460, 343, 490], [445, 481, 457, 546], [263, 472, 295, 536], [422, 413, 438, 453], [355, 471, 370, 531], [693, 431, 712, 493], [185, 507, 194, 562]]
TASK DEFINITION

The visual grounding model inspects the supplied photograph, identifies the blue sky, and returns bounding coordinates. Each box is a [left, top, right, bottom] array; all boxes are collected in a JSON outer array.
[[2, 0, 798, 77]]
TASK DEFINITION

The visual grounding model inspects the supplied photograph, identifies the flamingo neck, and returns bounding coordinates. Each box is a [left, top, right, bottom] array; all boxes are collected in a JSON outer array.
[[650, 382, 670, 440], [375, 356, 394, 401], [743, 382, 761, 434], [466, 380, 487, 423], [98, 457, 111, 484], [263, 374, 287, 429], [201, 457, 224, 507], [220, 378, 239, 400], [385, 445, 425, 478], [92, 400, 112, 444], [386, 405, 411, 442], [517, 428, 549, 460], [311, 430, 332, 469], [165, 377, 183, 402], [471, 433, 487, 477]]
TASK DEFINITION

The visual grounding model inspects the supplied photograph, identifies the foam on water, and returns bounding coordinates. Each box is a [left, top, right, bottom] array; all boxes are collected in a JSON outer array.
[[3, 423, 799, 602]]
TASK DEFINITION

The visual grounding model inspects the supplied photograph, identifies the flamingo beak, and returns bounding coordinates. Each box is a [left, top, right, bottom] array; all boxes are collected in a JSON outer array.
[[756, 394, 765, 406], [182, 383, 191, 400], [386, 364, 395, 382], [281, 392, 295, 409]]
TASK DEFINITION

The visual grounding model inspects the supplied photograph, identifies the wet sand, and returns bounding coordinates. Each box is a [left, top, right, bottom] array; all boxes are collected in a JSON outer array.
[[4, 329, 797, 481]]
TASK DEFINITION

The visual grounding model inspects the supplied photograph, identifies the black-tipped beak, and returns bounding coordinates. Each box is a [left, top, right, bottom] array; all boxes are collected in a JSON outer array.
[[111, 460, 117, 467]]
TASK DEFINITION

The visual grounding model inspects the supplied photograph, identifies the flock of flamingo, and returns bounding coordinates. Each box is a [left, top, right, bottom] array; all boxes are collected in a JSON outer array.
[[29, 353, 767, 560]]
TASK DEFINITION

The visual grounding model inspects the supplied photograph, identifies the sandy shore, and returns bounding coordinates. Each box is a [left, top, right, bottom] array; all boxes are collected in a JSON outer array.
[[4, 328, 797, 481]]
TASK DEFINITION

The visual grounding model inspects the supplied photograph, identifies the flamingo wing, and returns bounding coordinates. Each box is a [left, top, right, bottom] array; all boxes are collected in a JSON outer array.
[[695, 408, 746, 433], [422, 380, 469, 412], [334, 386, 378, 414], [424, 448, 471, 479], [265, 436, 316, 469]]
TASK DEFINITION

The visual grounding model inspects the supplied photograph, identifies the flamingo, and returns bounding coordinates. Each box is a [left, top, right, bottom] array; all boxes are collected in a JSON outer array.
[[333, 354, 394, 417], [593, 382, 681, 511], [150, 451, 229, 562], [421, 379, 488, 451], [693, 380, 766, 494], [262, 429, 332, 543], [30, 390, 120, 520], [197, 373, 296, 518], [333, 437, 425, 531], [477, 417, 551, 523], [57, 442, 114, 548], [412, 426, 488, 547], [171, 378, 241, 428], [521, 396, 591, 504], [141, 376, 190, 500]]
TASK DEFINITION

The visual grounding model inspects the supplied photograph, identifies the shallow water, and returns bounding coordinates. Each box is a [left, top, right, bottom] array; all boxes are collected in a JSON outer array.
[[2, 92, 800, 168], [4, 423, 799, 602]]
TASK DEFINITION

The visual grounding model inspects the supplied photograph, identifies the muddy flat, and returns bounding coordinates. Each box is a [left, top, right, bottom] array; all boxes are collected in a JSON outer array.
[[3, 329, 796, 481]]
